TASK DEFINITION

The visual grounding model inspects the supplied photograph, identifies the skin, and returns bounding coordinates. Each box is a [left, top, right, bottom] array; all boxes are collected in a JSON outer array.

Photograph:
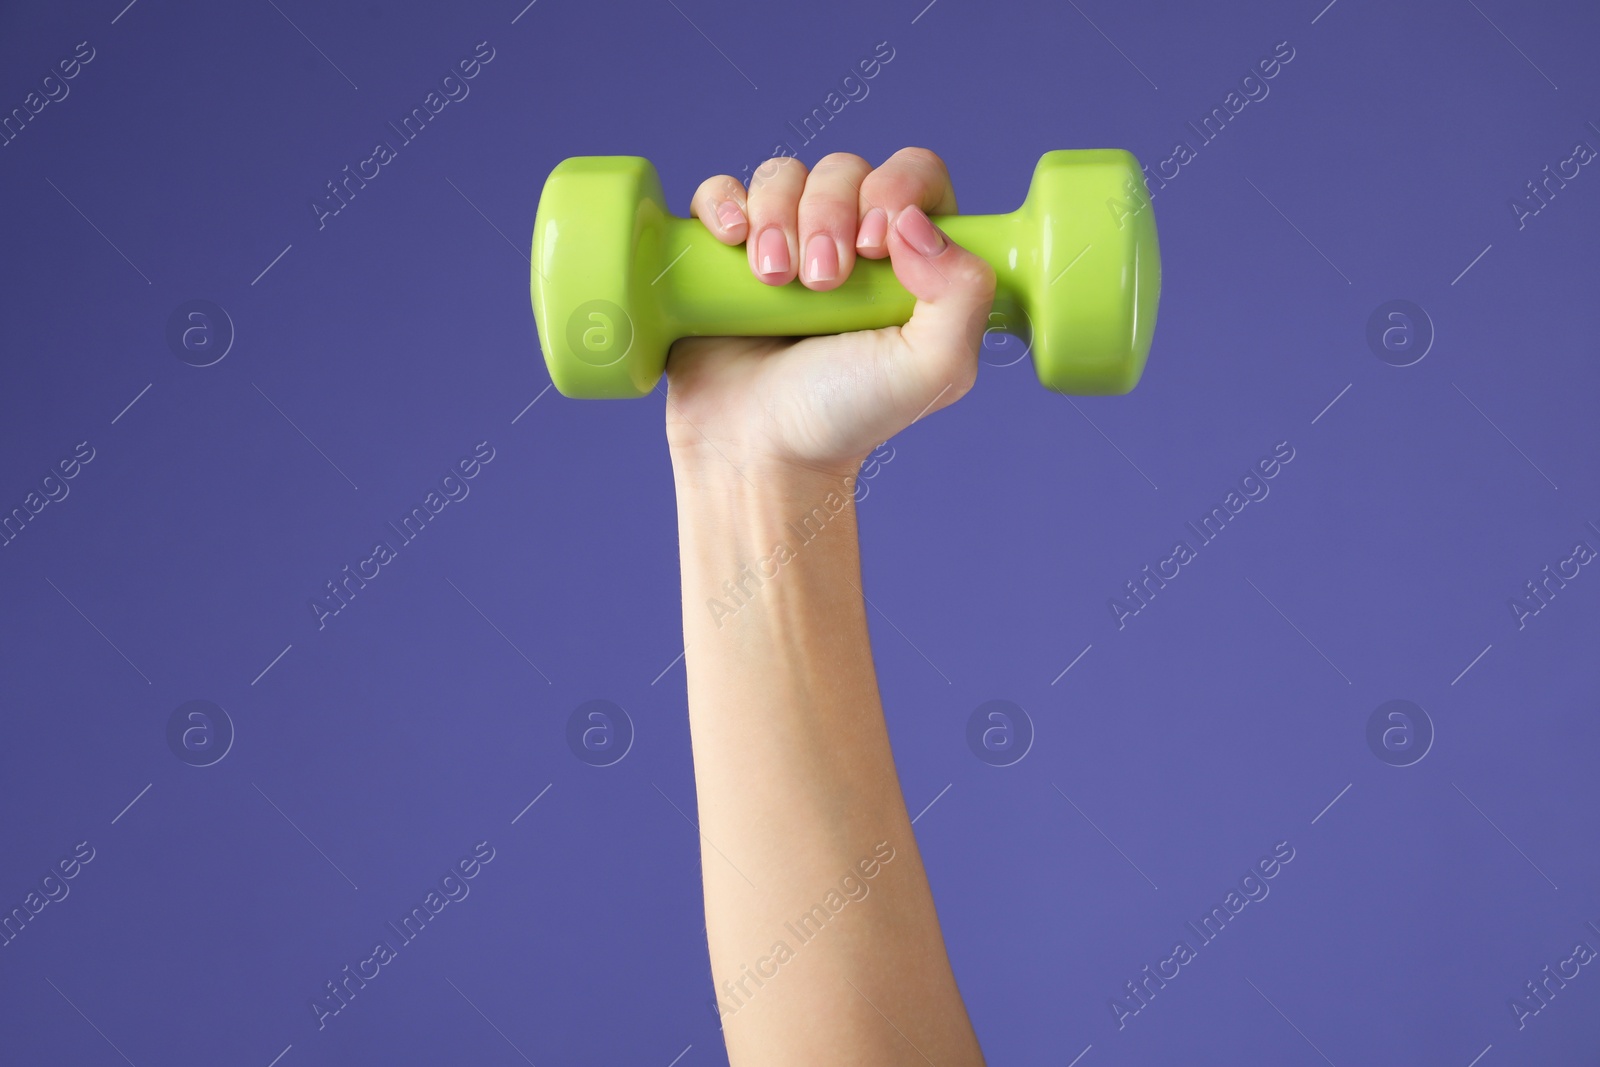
[[667, 148, 993, 1066]]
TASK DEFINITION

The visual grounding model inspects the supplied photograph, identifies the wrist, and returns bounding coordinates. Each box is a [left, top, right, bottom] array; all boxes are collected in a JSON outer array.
[[668, 440, 863, 506], [670, 444, 863, 613]]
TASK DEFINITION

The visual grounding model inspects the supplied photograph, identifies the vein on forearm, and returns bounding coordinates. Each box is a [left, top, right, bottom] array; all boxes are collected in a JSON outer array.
[[671, 452, 983, 1065], [677, 473, 894, 850]]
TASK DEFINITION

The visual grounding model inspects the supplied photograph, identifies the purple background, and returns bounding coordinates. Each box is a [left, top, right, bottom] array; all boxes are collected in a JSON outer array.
[[3, 0, 1598, 1063]]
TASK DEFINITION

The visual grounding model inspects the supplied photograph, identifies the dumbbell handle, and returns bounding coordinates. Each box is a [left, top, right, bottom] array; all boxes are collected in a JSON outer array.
[[648, 210, 1028, 340], [533, 150, 1157, 397]]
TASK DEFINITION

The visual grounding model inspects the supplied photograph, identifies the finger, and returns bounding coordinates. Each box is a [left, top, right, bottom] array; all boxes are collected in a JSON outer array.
[[689, 175, 749, 245], [879, 205, 995, 416], [797, 152, 871, 291], [856, 147, 959, 260], [745, 156, 808, 285]]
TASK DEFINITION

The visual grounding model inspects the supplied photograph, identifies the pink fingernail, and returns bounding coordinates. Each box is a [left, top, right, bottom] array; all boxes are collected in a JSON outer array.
[[857, 208, 888, 251], [895, 206, 945, 257], [716, 199, 746, 231], [805, 234, 838, 283], [756, 227, 790, 276]]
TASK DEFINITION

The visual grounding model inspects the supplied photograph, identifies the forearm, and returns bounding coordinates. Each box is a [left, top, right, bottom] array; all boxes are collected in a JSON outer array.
[[673, 447, 983, 1066]]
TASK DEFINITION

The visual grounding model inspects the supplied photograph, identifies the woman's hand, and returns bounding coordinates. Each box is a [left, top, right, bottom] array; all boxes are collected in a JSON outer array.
[[667, 149, 992, 1065], [664, 148, 997, 479]]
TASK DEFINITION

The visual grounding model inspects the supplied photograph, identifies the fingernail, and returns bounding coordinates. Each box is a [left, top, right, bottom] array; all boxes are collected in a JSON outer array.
[[805, 234, 838, 283], [756, 227, 790, 276], [896, 206, 945, 257], [857, 208, 888, 251], [716, 199, 746, 232]]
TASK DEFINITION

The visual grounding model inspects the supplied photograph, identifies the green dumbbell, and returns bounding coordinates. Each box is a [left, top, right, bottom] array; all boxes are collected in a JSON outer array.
[[529, 150, 1160, 398]]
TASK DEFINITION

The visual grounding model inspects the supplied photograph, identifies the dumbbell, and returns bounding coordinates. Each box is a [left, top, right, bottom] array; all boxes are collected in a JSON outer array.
[[529, 150, 1160, 398]]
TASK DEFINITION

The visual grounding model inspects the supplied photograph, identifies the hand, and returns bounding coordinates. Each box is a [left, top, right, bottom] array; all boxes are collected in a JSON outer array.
[[664, 148, 996, 480]]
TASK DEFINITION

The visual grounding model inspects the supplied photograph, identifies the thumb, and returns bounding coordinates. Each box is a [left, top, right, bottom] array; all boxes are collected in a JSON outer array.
[[881, 205, 996, 418]]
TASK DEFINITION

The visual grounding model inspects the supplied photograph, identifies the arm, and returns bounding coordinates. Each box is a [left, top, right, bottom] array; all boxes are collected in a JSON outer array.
[[667, 149, 993, 1066]]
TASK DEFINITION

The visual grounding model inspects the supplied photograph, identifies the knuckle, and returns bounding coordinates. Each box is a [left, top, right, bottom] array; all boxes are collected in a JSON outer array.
[[858, 171, 911, 209], [798, 203, 854, 233], [890, 146, 946, 174], [799, 185, 858, 224], [813, 152, 868, 173], [955, 253, 997, 296], [750, 155, 805, 189], [932, 350, 979, 404], [956, 354, 979, 393], [696, 175, 744, 205]]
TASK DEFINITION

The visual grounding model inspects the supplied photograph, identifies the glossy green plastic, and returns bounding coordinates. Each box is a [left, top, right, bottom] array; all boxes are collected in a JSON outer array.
[[529, 150, 1160, 399]]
